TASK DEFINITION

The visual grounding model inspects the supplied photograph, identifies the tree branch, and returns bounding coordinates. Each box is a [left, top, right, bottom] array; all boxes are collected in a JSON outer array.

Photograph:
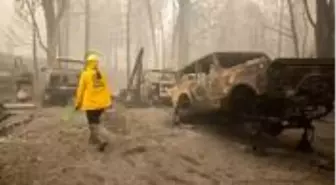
[[303, 0, 316, 28], [287, 0, 300, 57], [55, 0, 67, 26], [25, 0, 47, 52], [301, 11, 309, 57], [328, 0, 334, 29], [263, 24, 293, 39], [3, 26, 31, 47]]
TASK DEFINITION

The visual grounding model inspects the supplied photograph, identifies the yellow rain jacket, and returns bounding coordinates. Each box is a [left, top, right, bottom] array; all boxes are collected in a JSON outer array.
[[75, 55, 112, 110]]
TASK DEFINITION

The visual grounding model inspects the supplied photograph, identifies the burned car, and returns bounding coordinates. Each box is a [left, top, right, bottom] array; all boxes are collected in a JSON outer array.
[[13, 57, 34, 102], [140, 69, 176, 105], [41, 58, 83, 107], [0, 57, 34, 103], [118, 69, 176, 106], [169, 52, 334, 152], [169, 52, 271, 122]]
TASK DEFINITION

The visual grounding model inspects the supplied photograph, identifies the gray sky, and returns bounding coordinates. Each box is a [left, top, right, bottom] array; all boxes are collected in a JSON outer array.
[[0, 0, 14, 51]]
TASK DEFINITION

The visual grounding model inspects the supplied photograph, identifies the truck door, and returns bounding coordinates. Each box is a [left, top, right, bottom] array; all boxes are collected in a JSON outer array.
[[190, 62, 214, 111], [206, 57, 224, 103]]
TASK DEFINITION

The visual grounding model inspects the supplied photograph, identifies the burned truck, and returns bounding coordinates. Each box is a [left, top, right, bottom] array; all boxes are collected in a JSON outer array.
[[140, 69, 176, 105], [118, 48, 177, 106], [168, 52, 334, 152]]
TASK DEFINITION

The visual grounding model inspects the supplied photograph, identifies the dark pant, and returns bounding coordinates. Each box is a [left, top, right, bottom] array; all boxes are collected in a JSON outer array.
[[86, 109, 104, 124]]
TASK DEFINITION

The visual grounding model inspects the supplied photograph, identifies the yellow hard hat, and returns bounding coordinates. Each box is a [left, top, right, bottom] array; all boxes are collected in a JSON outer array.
[[86, 54, 99, 62]]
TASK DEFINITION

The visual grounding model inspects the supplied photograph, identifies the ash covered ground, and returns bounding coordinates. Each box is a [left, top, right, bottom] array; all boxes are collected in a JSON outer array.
[[0, 105, 334, 185]]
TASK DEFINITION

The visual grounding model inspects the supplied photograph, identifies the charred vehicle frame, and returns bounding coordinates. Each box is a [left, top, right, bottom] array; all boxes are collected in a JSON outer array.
[[168, 52, 334, 152], [140, 69, 176, 105]]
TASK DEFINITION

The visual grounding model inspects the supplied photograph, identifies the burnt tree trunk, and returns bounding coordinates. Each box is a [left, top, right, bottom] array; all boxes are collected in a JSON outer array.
[[126, 0, 131, 80], [146, 0, 159, 69], [304, 0, 334, 57], [41, 0, 66, 67], [287, 0, 300, 57], [177, 0, 190, 68], [315, 0, 334, 57]]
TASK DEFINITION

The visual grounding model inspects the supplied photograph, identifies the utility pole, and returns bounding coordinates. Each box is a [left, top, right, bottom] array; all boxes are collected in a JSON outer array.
[[84, 0, 90, 53]]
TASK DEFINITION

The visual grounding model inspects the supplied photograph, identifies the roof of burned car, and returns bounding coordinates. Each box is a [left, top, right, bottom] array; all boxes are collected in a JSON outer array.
[[179, 52, 270, 74], [272, 58, 335, 65]]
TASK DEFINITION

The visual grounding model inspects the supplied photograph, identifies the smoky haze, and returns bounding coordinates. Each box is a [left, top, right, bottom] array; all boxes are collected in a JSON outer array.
[[0, 0, 330, 91], [0, 2, 334, 185]]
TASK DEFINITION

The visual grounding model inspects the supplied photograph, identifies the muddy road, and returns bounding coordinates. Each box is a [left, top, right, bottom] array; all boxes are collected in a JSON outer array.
[[0, 106, 334, 185]]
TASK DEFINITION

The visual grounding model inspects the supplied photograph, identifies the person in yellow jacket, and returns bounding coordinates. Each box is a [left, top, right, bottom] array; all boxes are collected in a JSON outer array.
[[75, 53, 112, 152]]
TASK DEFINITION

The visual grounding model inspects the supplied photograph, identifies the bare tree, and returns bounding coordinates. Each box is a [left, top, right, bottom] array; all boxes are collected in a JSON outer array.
[[303, 0, 334, 57], [277, 0, 285, 56], [145, 0, 159, 69], [126, 0, 131, 79], [158, 10, 166, 68], [177, 0, 191, 68], [15, 0, 68, 66], [287, 0, 300, 57], [170, 0, 179, 68]]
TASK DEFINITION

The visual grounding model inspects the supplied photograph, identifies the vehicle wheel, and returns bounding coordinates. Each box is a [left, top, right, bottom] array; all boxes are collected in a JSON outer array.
[[228, 85, 257, 116], [173, 96, 193, 125]]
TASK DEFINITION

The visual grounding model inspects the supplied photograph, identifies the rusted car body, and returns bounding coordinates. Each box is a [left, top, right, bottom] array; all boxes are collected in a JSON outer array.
[[169, 52, 334, 152], [168, 52, 271, 117]]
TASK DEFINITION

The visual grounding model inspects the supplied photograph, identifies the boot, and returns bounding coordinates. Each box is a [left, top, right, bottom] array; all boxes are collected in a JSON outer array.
[[88, 124, 102, 145], [90, 124, 112, 152], [97, 124, 114, 151]]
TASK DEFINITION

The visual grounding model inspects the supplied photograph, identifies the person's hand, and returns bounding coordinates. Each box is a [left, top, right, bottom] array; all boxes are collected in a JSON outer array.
[[75, 104, 81, 111]]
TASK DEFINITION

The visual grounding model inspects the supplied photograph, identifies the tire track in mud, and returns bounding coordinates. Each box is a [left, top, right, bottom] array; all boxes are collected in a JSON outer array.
[[112, 132, 224, 185]]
